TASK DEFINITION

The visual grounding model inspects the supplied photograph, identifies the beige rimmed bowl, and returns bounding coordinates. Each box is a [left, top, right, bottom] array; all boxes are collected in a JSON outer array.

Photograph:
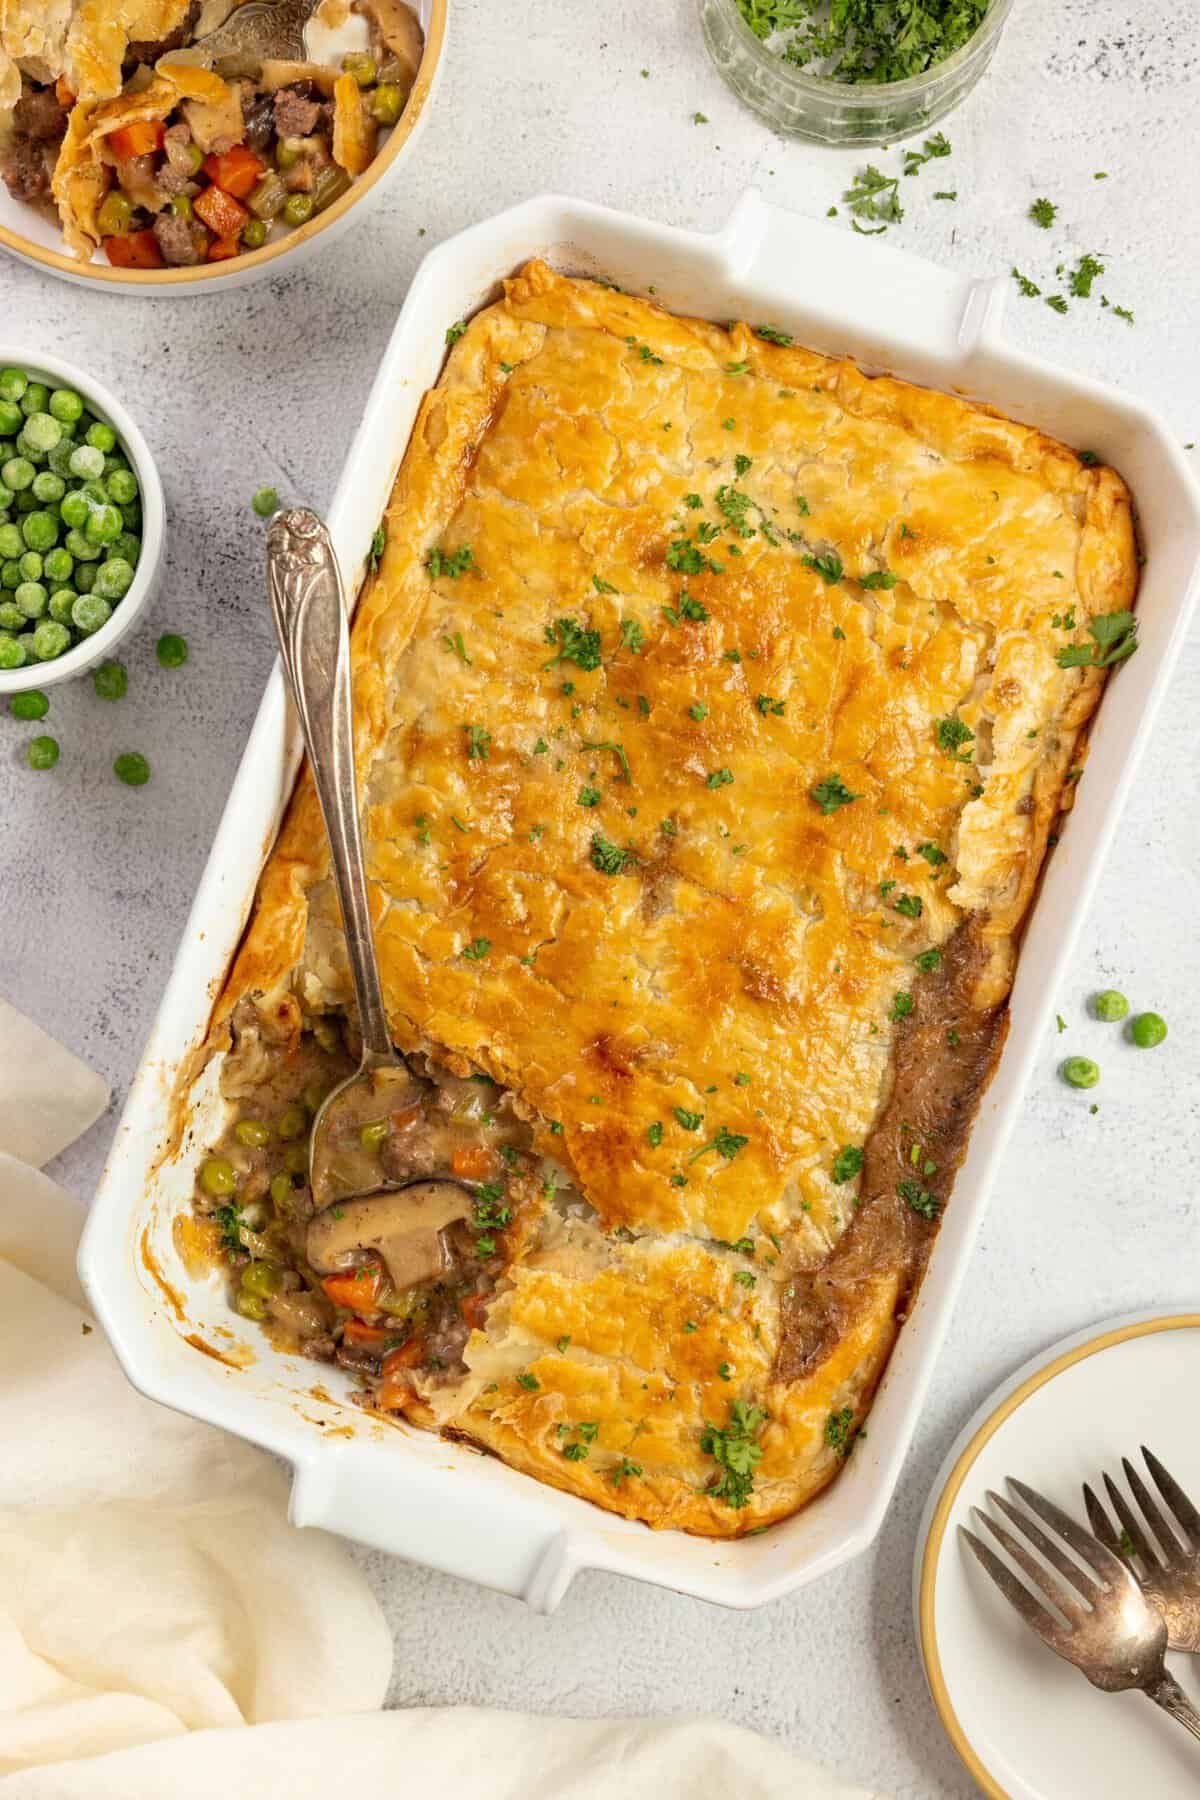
[[0, 0, 447, 295]]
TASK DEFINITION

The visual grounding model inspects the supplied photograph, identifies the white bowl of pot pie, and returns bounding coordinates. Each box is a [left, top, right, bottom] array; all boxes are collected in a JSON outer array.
[[79, 195, 1200, 1607], [0, 0, 446, 291]]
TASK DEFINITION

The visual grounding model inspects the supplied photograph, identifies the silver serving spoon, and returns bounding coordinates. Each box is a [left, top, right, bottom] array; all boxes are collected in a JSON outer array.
[[265, 509, 469, 1284], [176, 0, 318, 68]]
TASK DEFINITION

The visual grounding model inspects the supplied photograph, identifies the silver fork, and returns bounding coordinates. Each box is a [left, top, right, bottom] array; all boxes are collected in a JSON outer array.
[[961, 1479, 1200, 1743], [1083, 1448, 1200, 1654]]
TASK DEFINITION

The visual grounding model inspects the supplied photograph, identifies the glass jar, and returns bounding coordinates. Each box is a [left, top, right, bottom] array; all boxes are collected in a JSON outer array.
[[698, 0, 1015, 146]]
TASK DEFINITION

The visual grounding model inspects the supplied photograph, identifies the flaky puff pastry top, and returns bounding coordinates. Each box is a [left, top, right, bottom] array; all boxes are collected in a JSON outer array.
[[208, 262, 1137, 1535]]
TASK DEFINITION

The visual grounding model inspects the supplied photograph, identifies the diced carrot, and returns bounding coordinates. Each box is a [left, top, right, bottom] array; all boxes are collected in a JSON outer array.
[[104, 229, 164, 270], [321, 1264, 382, 1311], [107, 119, 165, 161], [206, 234, 242, 263], [55, 77, 75, 107], [202, 144, 266, 200], [193, 182, 249, 241], [377, 1338, 424, 1409], [389, 1104, 422, 1132], [451, 1145, 496, 1181], [341, 1318, 394, 1351]]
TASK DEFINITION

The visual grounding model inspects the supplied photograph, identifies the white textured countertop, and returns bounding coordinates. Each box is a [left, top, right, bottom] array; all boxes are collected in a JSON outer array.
[[1, 3, 1198, 1794]]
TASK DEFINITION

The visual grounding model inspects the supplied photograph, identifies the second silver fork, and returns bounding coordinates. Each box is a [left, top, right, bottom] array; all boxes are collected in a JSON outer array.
[[1083, 1446, 1200, 1655]]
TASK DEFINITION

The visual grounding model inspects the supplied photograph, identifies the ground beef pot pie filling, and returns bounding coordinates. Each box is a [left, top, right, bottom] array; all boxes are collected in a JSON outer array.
[[189, 262, 1138, 1537]]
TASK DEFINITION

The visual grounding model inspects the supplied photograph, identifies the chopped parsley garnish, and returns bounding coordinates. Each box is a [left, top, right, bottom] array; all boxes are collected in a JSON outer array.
[[809, 773, 861, 814], [215, 1202, 244, 1253], [859, 568, 898, 590], [825, 1406, 854, 1455], [803, 550, 844, 584], [610, 1457, 643, 1486], [427, 544, 474, 579], [717, 1361, 733, 1381], [893, 893, 923, 919], [1012, 268, 1042, 298], [620, 617, 645, 654], [755, 693, 785, 717], [445, 319, 467, 345], [1045, 295, 1069, 315], [754, 324, 792, 345], [666, 537, 718, 576], [899, 1177, 939, 1219], [700, 1400, 766, 1509], [715, 484, 755, 537], [462, 937, 491, 960], [1069, 253, 1105, 298], [689, 701, 709, 721], [577, 785, 601, 808], [915, 947, 942, 973], [464, 723, 491, 760], [562, 1442, 588, 1461], [935, 716, 974, 761], [581, 738, 631, 782], [542, 617, 602, 671], [368, 526, 386, 573], [592, 573, 619, 595], [726, 360, 751, 376], [831, 1146, 863, 1184], [1056, 609, 1138, 669], [662, 593, 710, 626], [737, 0, 986, 82], [673, 1107, 704, 1131], [1029, 197, 1057, 229], [902, 132, 951, 175], [688, 1126, 749, 1165], [443, 631, 471, 663], [733, 1270, 757, 1287], [843, 165, 903, 227], [706, 767, 734, 789], [692, 110, 709, 124], [516, 1371, 540, 1390], [648, 1121, 664, 1148], [590, 833, 634, 876], [916, 840, 947, 866], [891, 990, 915, 1019]]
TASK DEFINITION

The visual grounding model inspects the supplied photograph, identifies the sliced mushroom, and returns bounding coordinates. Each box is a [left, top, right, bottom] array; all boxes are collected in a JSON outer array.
[[354, 0, 424, 84], [306, 1180, 471, 1292]]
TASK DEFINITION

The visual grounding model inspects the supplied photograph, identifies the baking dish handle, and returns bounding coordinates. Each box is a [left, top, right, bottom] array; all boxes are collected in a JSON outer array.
[[290, 1446, 583, 1612], [718, 188, 1006, 376]]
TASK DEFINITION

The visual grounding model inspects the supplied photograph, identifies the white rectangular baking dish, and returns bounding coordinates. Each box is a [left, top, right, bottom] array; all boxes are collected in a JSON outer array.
[[79, 192, 1200, 1612]]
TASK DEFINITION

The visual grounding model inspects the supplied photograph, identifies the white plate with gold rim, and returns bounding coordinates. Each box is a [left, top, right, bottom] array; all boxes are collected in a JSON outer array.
[[915, 1311, 1200, 1800]]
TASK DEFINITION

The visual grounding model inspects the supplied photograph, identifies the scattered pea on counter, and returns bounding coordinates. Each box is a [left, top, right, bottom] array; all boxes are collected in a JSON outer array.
[[251, 486, 280, 518], [0, 366, 143, 671], [1090, 989, 1129, 1021], [1129, 1011, 1167, 1048], [1061, 1056, 1100, 1089]]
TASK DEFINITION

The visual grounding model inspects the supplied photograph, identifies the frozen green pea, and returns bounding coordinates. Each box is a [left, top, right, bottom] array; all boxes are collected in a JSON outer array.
[[113, 750, 150, 786], [47, 590, 76, 624], [1061, 1056, 1100, 1089], [85, 420, 116, 453], [26, 733, 59, 769], [0, 602, 24, 630], [0, 484, 12, 511], [93, 659, 127, 700], [156, 632, 187, 668], [0, 632, 25, 669], [1, 559, 21, 588], [79, 479, 108, 508], [48, 388, 83, 423], [251, 486, 279, 517], [0, 399, 21, 436], [113, 532, 140, 567], [9, 689, 48, 720], [0, 523, 21, 559], [92, 557, 134, 600], [199, 1155, 236, 1197], [275, 1104, 306, 1140], [1091, 989, 1129, 1022], [1129, 1012, 1167, 1049], [2, 457, 34, 491], [31, 471, 65, 505], [71, 592, 111, 635], [14, 580, 47, 618], [121, 502, 141, 532], [105, 467, 138, 506], [43, 546, 72, 583], [21, 412, 61, 453], [21, 511, 58, 551], [269, 1172, 293, 1207], [59, 490, 89, 529], [68, 444, 105, 480], [13, 491, 38, 514], [31, 619, 70, 659], [64, 528, 101, 562], [74, 561, 97, 594], [234, 1118, 271, 1148], [17, 551, 41, 581], [19, 383, 48, 418], [47, 441, 76, 479], [0, 368, 27, 403], [84, 502, 122, 545]]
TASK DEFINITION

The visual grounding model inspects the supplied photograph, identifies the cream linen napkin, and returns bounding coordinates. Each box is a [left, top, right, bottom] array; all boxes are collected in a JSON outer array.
[[0, 1005, 887, 1799]]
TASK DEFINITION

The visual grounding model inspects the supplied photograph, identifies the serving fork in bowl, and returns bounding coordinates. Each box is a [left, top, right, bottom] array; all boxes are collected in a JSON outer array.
[[1082, 1447, 1200, 1655], [962, 1478, 1200, 1743]]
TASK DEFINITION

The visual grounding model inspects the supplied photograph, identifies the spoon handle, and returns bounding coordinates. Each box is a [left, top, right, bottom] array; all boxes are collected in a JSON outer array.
[[266, 507, 393, 1061], [1145, 1671, 1200, 1744]]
